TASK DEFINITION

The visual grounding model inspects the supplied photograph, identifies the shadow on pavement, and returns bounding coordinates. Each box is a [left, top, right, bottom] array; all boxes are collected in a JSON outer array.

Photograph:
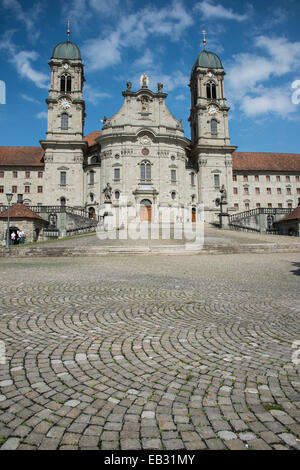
[[290, 262, 300, 276]]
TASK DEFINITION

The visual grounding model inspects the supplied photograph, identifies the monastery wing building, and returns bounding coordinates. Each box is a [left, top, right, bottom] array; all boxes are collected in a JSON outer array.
[[1, 35, 300, 225]]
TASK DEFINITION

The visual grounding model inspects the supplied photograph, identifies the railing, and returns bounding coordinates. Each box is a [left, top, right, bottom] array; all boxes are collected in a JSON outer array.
[[0, 204, 93, 219], [229, 207, 293, 222], [66, 225, 97, 237], [28, 205, 92, 219], [42, 229, 60, 239]]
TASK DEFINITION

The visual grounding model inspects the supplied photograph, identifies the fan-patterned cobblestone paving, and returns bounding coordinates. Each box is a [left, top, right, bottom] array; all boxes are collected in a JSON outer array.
[[0, 253, 300, 450]]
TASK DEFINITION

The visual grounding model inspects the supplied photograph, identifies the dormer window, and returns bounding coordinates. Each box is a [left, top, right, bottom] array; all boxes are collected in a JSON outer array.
[[206, 82, 216, 100]]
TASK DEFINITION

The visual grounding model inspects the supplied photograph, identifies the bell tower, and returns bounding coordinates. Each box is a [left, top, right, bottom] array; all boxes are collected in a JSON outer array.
[[189, 32, 237, 222], [40, 25, 86, 208]]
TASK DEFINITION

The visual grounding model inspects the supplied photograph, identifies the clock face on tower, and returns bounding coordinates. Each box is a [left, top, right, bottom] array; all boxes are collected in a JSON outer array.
[[59, 98, 71, 110], [208, 105, 218, 116]]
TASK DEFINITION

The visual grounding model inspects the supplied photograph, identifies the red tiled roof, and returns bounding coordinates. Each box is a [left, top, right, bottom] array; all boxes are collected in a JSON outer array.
[[233, 152, 300, 172], [0, 203, 47, 221], [274, 206, 300, 223], [0, 147, 44, 167], [83, 131, 102, 147]]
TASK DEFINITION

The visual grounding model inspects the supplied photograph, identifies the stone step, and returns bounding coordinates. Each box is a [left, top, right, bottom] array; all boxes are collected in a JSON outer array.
[[1, 242, 300, 257]]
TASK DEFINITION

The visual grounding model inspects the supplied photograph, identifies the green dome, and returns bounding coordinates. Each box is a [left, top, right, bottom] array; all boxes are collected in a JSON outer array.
[[192, 50, 223, 74], [51, 41, 81, 60]]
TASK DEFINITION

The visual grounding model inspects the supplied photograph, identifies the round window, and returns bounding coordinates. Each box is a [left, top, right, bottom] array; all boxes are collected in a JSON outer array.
[[142, 148, 149, 156], [115, 154, 120, 159], [171, 155, 175, 161]]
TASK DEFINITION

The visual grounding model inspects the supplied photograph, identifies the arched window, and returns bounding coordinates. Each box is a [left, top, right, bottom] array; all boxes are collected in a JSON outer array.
[[67, 75, 72, 92], [60, 75, 65, 92], [171, 191, 176, 200], [61, 113, 68, 130], [140, 161, 151, 181], [60, 197, 66, 206], [60, 75, 71, 93], [211, 119, 218, 134], [115, 190, 120, 200], [206, 82, 216, 100], [88, 207, 95, 219], [89, 170, 95, 185]]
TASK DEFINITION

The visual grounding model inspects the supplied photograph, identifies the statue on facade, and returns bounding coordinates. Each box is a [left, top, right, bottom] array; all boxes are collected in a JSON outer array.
[[157, 82, 163, 93], [126, 81, 132, 91], [48, 213, 57, 228], [140, 72, 149, 88], [141, 96, 149, 113], [103, 182, 112, 202]]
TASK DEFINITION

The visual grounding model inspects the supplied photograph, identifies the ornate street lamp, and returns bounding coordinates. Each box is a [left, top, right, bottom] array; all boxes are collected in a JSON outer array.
[[6, 191, 13, 249], [215, 185, 228, 228]]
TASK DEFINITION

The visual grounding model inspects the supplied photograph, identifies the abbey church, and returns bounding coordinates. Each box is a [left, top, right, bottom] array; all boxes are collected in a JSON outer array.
[[1, 33, 300, 226]]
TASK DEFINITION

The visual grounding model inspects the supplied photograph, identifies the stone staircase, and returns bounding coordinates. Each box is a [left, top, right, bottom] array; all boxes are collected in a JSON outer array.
[[229, 207, 293, 233], [2, 240, 300, 257]]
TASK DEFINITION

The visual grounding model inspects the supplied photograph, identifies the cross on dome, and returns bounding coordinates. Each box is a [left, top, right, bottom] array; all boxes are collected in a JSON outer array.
[[202, 30, 207, 50], [67, 19, 71, 42]]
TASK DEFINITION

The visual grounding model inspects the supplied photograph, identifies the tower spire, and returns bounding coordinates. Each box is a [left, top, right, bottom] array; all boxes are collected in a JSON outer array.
[[67, 19, 70, 42], [202, 30, 207, 50]]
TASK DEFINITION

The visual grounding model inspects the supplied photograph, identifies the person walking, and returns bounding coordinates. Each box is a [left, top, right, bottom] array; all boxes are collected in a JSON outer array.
[[19, 230, 25, 244], [10, 231, 16, 245]]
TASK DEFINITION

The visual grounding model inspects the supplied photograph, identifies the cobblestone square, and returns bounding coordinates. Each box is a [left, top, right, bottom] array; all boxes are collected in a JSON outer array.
[[0, 253, 300, 450]]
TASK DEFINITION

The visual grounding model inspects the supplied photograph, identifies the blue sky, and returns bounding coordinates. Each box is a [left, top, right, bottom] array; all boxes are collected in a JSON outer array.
[[1, 0, 300, 153]]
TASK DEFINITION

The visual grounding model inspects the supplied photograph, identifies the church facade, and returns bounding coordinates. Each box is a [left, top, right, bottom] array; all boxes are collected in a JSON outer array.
[[0, 36, 300, 224]]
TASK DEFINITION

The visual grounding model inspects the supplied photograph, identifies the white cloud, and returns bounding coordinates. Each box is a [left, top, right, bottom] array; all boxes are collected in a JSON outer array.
[[175, 94, 187, 101], [20, 93, 39, 103], [132, 49, 155, 69], [84, 84, 111, 104], [194, 0, 248, 22], [240, 87, 295, 117], [14, 51, 49, 89], [61, 0, 120, 33], [36, 111, 47, 119], [130, 70, 189, 93], [89, 0, 120, 15], [82, 1, 193, 71], [1, 0, 44, 39], [0, 32, 49, 89], [226, 36, 300, 118], [83, 33, 122, 71]]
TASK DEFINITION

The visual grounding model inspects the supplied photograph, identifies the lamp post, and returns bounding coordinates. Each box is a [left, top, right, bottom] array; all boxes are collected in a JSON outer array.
[[215, 185, 228, 229], [6, 191, 13, 249]]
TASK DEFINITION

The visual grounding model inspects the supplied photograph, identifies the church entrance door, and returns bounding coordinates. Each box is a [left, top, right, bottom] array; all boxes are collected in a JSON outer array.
[[191, 207, 196, 223], [140, 199, 152, 222]]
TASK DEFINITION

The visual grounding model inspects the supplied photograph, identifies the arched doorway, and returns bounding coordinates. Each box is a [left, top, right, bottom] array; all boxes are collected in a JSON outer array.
[[89, 207, 96, 219], [34, 228, 40, 242], [140, 199, 152, 222], [191, 207, 196, 223], [8, 226, 19, 245]]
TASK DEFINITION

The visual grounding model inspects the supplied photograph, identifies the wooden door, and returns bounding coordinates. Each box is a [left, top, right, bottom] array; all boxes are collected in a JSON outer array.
[[191, 208, 196, 222], [140, 204, 151, 221]]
